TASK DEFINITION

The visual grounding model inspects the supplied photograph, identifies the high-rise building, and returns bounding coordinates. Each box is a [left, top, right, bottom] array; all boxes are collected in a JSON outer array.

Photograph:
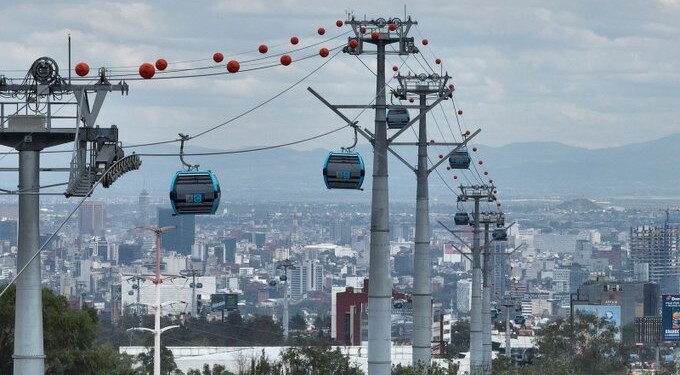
[[290, 259, 324, 299], [89, 237, 109, 261], [137, 189, 151, 226], [457, 279, 472, 314], [222, 238, 237, 263], [334, 283, 368, 345], [0, 219, 17, 246], [489, 241, 509, 302], [118, 243, 143, 265], [157, 207, 195, 255], [577, 280, 660, 342], [630, 219, 680, 293], [243, 231, 265, 249], [79, 201, 104, 237]]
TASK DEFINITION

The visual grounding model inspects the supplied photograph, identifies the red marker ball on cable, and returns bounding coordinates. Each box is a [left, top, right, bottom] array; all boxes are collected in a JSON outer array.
[[139, 63, 155, 79], [75, 62, 89, 76], [226, 60, 240, 73], [155, 59, 168, 71]]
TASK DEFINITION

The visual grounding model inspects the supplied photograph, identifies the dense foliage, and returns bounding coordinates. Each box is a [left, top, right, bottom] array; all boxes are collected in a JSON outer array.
[[0, 285, 130, 375], [493, 312, 629, 375]]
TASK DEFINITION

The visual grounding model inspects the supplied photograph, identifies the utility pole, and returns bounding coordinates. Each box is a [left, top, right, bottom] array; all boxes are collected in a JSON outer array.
[[277, 259, 296, 340], [135, 226, 175, 375], [458, 185, 495, 375], [0, 57, 130, 375], [181, 268, 202, 316]]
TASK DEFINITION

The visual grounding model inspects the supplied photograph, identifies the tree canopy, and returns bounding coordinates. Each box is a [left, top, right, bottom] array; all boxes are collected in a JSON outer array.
[[0, 285, 132, 375]]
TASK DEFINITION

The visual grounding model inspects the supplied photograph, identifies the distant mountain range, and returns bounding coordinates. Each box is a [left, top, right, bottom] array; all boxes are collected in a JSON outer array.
[[7, 133, 680, 202]]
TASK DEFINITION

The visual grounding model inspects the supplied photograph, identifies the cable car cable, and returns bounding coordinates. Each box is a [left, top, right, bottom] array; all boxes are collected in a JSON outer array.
[[123, 48, 342, 150], [97, 28, 347, 71], [106, 47, 341, 81], [136, 123, 348, 158], [0, 155, 142, 299]]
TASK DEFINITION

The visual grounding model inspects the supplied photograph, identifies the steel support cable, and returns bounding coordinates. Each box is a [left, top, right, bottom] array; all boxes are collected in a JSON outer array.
[[104, 45, 343, 81], [429, 110, 476, 187], [96, 29, 345, 71], [101, 32, 350, 79], [406, 121, 458, 195], [0, 155, 141, 299], [362, 50, 459, 196], [390, 48, 482, 188], [133, 71, 392, 157], [353, 50, 412, 101], [189, 47, 341, 140], [136, 124, 348, 157], [390, 49, 479, 176], [88, 47, 343, 152]]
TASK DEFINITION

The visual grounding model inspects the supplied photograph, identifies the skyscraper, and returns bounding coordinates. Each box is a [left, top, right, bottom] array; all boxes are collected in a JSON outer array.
[[630, 219, 680, 293], [457, 279, 472, 314], [137, 189, 151, 226], [0, 219, 17, 246], [79, 201, 104, 237], [290, 259, 324, 300], [489, 241, 509, 302], [157, 207, 195, 255]]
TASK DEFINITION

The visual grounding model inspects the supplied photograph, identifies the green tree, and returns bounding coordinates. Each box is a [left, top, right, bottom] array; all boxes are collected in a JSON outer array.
[[392, 361, 459, 375], [248, 349, 282, 375], [137, 346, 180, 375], [244, 315, 283, 345], [290, 313, 307, 332], [494, 312, 628, 375], [186, 363, 234, 375], [446, 320, 469, 357], [0, 285, 132, 375], [280, 344, 363, 375]]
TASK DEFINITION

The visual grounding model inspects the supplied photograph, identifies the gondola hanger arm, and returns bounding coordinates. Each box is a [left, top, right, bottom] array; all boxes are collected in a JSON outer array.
[[178, 133, 199, 171]]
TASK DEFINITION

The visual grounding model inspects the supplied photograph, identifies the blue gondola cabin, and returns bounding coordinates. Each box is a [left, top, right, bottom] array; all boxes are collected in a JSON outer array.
[[323, 151, 365, 190], [169, 171, 221, 215]]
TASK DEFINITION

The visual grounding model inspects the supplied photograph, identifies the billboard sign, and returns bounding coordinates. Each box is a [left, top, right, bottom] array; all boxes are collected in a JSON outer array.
[[574, 304, 621, 341], [661, 294, 680, 342], [211, 293, 238, 312]]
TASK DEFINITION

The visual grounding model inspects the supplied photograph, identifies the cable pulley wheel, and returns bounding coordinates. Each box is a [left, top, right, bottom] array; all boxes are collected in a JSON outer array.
[[30, 57, 59, 85]]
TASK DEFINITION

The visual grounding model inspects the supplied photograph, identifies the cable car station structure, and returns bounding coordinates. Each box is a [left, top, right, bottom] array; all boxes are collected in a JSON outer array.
[[0, 57, 135, 374]]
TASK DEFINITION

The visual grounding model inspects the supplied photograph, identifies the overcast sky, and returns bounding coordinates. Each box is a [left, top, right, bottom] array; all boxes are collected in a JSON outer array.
[[1, 0, 679, 153]]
